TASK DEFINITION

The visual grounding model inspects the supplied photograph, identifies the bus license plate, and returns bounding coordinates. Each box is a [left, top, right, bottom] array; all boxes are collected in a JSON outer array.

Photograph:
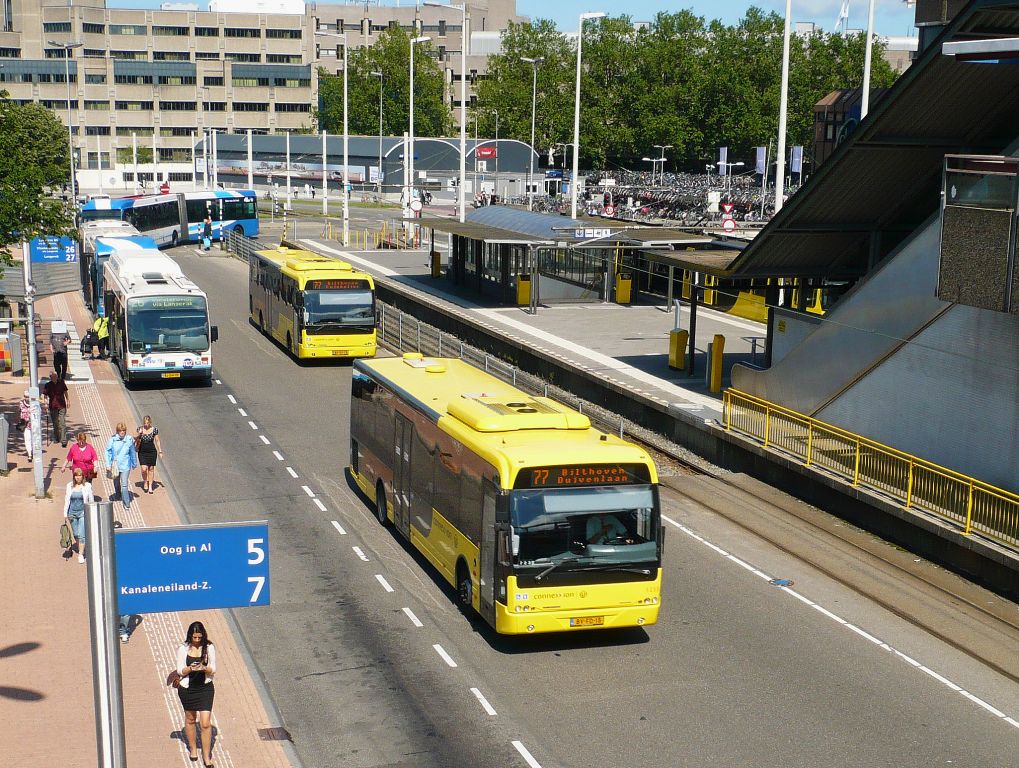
[[162, 372, 181, 379], [331, 350, 348, 356], [570, 616, 604, 627]]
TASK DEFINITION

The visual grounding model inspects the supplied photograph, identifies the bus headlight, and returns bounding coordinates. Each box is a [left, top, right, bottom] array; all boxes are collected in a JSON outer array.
[[527, 624, 535, 632], [637, 617, 645, 625]]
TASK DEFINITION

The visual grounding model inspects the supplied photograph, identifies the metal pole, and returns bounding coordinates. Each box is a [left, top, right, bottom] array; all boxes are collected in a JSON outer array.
[[861, 0, 876, 119], [342, 33, 349, 246], [410, 41, 416, 209], [132, 132, 138, 193], [376, 73, 384, 196], [570, 15, 583, 219], [86, 501, 127, 768], [285, 131, 292, 208], [321, 129, 328, 216], [23, 242, 44, 498], [65, 51, 76, 198], [152, 130, 159, 190], [459, 7, 468, 222], [97, 133, 104, 195], [528, 61, 537, 210], [775, 0, 792, 213], [203, 129, 209, 190], [211, 128, 218, 189], [247, 128, 253, 189]]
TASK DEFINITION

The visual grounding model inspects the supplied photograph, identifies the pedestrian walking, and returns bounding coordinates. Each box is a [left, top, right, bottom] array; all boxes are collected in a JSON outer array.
[[105, 422, 138, 512], [63, 431, 99, 480], [92, 311, 110, 360], [17, 390, 33, 461], [202, 215, 213, 251], [42, 370, 69, 447], [63, 468, 95, 563], [176, 621, 217, 767], [136, 415, 162, 494], [51, 330, 69, 381]]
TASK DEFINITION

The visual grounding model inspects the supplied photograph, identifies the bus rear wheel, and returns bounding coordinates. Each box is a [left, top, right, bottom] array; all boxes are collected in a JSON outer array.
[[456, 560, 473, 611], [374, 482, 388, 526]]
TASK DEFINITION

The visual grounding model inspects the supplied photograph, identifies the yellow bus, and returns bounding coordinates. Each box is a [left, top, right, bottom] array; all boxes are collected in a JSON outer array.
[[249, 246, 376, 359], [349, 354, 663, 634]]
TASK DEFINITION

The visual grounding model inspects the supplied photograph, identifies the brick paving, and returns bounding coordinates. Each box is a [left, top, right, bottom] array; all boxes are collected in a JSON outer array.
[[1, 290, 296, 768]]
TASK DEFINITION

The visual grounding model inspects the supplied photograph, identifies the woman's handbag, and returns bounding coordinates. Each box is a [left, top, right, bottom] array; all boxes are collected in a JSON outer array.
[[166, 670, 182, 688], [59, 522, 73, 550]]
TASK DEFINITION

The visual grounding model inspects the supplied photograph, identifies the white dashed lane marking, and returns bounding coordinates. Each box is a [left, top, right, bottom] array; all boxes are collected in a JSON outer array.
[[375, 574, 394, 593], [259, 435, 270, 445], [352, 546, 369, 562], [312, 498, 327, 512], [286, 467, 298, 478], [512, 741, 542, 768], [331, 520, 347, 535], [301, 485, 315, 498], [470, 687, 497, 716], [227, 394, 235, 403], [402, 607, 422, 627], [272, 451, 284, 461], [247, 420, 258, 430], [237, 407, 247, 416], [432, 644, 458, 668]]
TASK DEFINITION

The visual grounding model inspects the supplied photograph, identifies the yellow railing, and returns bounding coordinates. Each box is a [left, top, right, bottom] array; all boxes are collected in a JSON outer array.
[[723, 389, 1019, 548]]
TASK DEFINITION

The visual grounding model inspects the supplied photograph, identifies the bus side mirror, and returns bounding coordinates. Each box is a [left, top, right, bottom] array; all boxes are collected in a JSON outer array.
[[211, 325, 219, 343]]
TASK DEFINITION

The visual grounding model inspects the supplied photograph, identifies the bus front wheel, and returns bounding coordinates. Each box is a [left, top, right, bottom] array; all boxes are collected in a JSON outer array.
[[374, 482, 388, 526], [456, 560, 473, 611]]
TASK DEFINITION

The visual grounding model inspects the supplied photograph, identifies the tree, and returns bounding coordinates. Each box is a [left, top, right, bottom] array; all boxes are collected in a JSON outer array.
[[0, 94, 76, 277], [318, 27, 453, 139]]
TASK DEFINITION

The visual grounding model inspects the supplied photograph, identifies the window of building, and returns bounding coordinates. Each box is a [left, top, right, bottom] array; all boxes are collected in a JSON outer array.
[[44, 48, 68, 59], [224, 28, 261, 38], [195, 52, 221, 60], [153, 26, 188, 36], [168, 172, 194, 182], [203, 102, 227, 111], [115, 100, 154, 111], [233, 102, 268, 112], [0, 48, 20, 58], [195, 27, 219, 37], [232, 76, 270, 87], [85, 73, 106, 84], [39, 100, 75, 109], [85, 100, 110, 110], [153, 51, 190, 61], [266, 29, 302, 38], [110, 24, 147, 35], [82, 23, 105, 34], [203, 76, 224, 86], [439, 20, 447, 36], [116, 126, 154, 136], [158, 148, 191, 162], [84, 152, 111, 169], [37, 73, 52, 83], [159, 101, 197, 111], [274, 78, 310, 88], [110, 50, 147, 60], [267, 54, 303, 64], [115, 74, 153, 85], [83, 48, 105, 58], [275, 103, 311, 112], [158, 75, 197, 85], [85, 126, 111, 136], [225, 52, 261, 62], [438, 45, 446, 58], [43, 22, 72, 33]]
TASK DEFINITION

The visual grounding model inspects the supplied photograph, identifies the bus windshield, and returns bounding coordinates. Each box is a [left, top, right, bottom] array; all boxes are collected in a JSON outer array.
[[127, 296, 210, 353], [510, 485, 658, 570], [81, 210, 123, 222], [303, 288, 373, 334]]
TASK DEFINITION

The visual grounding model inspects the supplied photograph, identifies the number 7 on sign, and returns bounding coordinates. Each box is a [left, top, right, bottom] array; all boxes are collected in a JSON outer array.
[[248, 576, 266, 603]]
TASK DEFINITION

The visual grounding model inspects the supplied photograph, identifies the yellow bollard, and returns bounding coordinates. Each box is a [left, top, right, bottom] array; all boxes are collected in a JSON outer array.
[[709, 334, 725, 393], [668, 329, 688, 370]]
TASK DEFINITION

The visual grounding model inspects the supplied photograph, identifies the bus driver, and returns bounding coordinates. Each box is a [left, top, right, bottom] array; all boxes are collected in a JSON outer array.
[[586, 514, 631, 545]]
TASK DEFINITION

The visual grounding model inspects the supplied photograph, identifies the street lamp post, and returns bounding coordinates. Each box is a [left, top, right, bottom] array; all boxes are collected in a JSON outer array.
[[723, 161, 745, 190], [424, 2, 468, 222], [652, 144, 672, 186], [322, 31, 350, 244], [775, 0, 792, 213], [48, 40, 83, 198], [570, 11, 605, 220], [861, 0, 877, 119], [409, 35, 431, 218], [521, 56, 544, 211], [488, 108, 499, 198], [371, 71, 384, 196]]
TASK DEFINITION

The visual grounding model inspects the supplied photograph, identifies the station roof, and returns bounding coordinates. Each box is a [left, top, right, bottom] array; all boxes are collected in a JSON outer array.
[[728, 0, 1019, 280]]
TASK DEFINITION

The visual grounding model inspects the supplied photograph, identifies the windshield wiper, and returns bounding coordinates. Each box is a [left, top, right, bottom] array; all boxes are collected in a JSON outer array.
[[574, 564, 653, 575], [534, 557, 580, 581]]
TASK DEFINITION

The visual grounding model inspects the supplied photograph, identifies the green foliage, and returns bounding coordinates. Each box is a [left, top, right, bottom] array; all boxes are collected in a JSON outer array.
[[473, 9, 899, 171], [318, 27, 453, 139], [0, 94, 77, 275]]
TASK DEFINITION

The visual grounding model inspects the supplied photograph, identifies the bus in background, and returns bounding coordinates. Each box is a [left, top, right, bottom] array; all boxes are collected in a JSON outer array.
[[79, 190, 258, 247], [103, 240, 218, 383], [349, 354, 663, 635], [79, 220, 141, 313], [249, 245, 376, 360]]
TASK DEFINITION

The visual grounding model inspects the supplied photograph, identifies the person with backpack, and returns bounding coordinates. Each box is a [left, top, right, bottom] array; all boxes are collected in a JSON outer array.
[[92, 311, 110, 360]]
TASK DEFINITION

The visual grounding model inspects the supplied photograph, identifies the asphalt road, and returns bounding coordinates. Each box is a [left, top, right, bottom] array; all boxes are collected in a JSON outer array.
[[124, 242, 1019, 768]]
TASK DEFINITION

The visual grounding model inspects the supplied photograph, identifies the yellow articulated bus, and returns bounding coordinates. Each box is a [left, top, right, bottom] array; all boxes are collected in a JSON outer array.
[[249, 246, 376, 359], [349, 354, 663, 635]]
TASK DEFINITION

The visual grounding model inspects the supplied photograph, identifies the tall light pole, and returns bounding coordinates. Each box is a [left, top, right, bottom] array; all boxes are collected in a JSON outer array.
[[653, 144, 672, 186], [49, 40, 83, 197], [371, 71, 384, 196], [570, 12, 605, 220], [322, 31, 350, 244], [409, 35, 431, 213], [489, 108, 499, 197], [775, 0, 792, 213], [521, 56, 544, 211], [723, 161, 745, 191], [424, 2, 468, 222], [861, 0, 876, 119]]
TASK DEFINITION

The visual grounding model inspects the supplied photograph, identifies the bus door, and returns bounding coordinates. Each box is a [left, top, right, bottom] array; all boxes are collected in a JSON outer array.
[[393, 413, 413, 535], [479, 482, 498, 621]]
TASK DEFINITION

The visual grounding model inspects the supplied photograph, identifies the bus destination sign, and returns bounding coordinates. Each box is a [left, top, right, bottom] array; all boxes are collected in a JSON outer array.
[[307, 279, 369, 290], [519, 464, 649, 489]]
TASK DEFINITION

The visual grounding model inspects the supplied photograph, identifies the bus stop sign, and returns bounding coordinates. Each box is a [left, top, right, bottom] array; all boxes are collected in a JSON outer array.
[[115, 521, 270, 614]]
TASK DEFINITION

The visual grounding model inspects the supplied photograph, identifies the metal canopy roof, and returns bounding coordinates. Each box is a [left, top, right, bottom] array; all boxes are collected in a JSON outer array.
[[415, 217, 552, 245], [728, 0, 1019, 279], [639, 248, 744, 274]]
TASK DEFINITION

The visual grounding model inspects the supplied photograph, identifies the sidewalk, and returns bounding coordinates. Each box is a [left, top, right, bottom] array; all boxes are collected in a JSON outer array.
[[1, 291, 295, 768]]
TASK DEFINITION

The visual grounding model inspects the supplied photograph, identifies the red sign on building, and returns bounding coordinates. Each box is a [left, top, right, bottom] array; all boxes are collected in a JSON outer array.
[[476, 146, 498, 159]]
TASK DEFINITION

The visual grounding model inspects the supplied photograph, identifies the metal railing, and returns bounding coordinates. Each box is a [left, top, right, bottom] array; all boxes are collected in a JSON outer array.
[[723, 389, 1019, 548], [224, 229, 261, 262]]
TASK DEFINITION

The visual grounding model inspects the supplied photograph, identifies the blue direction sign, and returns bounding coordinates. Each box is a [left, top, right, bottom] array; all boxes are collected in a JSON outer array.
[[115, 521, 270, 615], [29, 235, 77, 263]]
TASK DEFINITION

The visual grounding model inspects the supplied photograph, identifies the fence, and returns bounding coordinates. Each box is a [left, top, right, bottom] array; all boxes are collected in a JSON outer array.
[[723, 389, 1019, 548]]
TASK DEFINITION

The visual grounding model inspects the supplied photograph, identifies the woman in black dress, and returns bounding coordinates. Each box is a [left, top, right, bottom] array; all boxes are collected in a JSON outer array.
[[136, 415, 162, 494], [176, 621, 217, 767]]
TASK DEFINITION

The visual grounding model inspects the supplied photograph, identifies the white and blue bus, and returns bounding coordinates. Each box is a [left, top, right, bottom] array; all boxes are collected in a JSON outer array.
[[79, 220, 142, 313], [103, 238, 219, 383], [79, 190, 259, 247]]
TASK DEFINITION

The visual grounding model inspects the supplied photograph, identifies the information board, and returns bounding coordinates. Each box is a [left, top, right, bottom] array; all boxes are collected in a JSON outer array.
[[115, 521, 270, 615], [30, 236, 77, 263]]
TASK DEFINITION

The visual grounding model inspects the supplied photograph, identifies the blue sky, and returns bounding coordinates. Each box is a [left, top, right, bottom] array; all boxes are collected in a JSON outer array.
[[109, 0, 919, 39]]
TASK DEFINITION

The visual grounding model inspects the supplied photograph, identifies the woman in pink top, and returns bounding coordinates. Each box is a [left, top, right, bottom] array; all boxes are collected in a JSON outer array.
[[63, 432, 99, 480]]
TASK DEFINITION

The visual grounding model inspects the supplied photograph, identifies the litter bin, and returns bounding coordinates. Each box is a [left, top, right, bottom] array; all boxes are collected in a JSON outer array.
[[430, 251, 442, 278], [0, 414, 8, 473], [668, 329, 688, 370], [615, 272, 633, 305], [516, 273, 531, 306]]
